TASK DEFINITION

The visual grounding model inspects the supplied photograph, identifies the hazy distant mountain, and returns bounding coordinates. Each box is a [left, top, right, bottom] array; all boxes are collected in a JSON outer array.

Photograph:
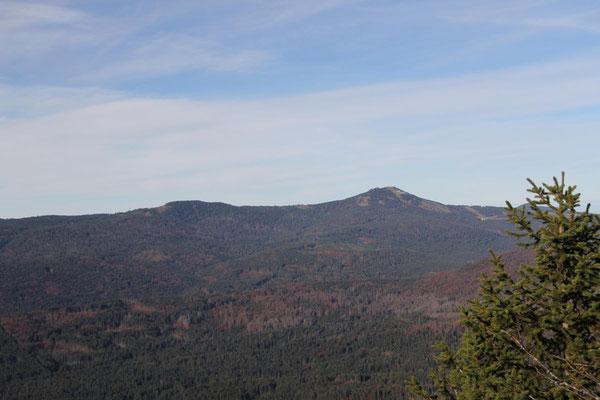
[[0, 187, 515, 314]]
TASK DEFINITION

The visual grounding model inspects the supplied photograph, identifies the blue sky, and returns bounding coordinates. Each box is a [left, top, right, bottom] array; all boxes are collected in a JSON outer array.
[[1, 0, 599, 218]]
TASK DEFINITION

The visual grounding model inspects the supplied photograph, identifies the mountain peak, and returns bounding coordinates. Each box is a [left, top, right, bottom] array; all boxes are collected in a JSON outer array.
[[355, 186, 450, 213], [383, 186, 408, 195], [363, 186, 411, 198]]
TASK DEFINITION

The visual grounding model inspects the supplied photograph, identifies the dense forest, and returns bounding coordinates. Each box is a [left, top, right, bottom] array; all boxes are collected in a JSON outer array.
[[0, 249, 534, 399], [0, 189, 533, 399], [0, 187, 514, 314]]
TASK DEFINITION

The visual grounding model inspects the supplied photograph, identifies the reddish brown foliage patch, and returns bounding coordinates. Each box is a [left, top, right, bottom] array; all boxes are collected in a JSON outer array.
[[127, 300, 161, 314], [239, 269, 270, 280]]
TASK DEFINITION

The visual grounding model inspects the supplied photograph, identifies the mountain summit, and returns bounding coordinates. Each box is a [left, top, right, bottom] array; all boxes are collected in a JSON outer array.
[[0, 189, 512, 314], [349, 186, 451, 213]]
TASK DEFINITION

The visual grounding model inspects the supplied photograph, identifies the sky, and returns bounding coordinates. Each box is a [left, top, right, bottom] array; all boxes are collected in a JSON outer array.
[[1, 0, 600, 218]]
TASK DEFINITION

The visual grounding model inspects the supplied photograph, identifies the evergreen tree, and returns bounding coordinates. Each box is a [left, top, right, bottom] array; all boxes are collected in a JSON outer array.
[[407, 173, 600, 400]]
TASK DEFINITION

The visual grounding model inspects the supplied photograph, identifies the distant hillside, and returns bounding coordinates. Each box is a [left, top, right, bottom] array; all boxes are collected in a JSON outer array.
[[0, 187, 515, 314]]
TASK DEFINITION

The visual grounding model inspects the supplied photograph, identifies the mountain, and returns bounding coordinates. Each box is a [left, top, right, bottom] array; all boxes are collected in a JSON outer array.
[[0, 187, 514, 314], [0, 187, 535, 399]]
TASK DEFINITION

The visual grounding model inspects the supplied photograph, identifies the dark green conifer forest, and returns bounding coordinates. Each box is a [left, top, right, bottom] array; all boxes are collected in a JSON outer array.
[[0, 177, 596, 399]]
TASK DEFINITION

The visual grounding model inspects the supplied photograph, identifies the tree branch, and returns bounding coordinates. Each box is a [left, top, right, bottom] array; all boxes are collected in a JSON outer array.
[[500, 329, 600, 400]]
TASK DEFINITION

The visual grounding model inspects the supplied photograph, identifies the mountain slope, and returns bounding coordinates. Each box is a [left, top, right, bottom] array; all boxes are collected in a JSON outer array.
[[0, 249, 535, 400], [0, 187, 514, 314]]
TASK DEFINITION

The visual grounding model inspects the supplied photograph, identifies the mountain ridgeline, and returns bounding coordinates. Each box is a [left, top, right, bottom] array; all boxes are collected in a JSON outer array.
[[0, 187, 514, 314], [0, 187, 536, 399]]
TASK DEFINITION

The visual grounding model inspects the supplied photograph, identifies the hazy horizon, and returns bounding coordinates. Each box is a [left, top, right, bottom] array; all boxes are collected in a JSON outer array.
[[2, 1, 599, 218], [3, 184, 597, 220]]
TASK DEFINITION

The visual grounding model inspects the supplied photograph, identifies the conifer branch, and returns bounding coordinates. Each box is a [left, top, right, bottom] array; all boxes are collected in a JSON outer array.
[[500, 329, 599, 400]]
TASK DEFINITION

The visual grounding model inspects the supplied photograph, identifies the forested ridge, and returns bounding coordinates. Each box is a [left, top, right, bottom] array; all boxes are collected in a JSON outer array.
[[0, 187, 514, 314], [0, 188, 531, 399]]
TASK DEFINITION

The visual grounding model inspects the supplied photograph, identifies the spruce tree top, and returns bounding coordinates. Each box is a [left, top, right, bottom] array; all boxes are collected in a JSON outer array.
[[407, 173, 600, 400]]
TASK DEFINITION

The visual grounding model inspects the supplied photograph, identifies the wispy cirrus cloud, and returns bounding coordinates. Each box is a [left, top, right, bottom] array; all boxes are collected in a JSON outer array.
[[0, 1, 108, 62], [77, 33, 271, 82], [442, 1, 600, 33], [0, 0, 362, 83], [0, 1, 84, 28], [3, 1, 600, 218], [0, 1, 273, 82], [219, 0, 367, 31], [0, 83, 124, 118], [2, 56, 600, 217]]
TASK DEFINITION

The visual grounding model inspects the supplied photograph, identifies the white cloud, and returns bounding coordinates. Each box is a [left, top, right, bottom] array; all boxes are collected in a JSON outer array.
[[2, 55, 600, 217], [78, 33, 270, 82], [0, 84, 125, 118], [0, 2, 85, 29], [443, 1, 600, 33], [0, 1, 273, 80], [0, 1, 110, 62], [0, 0, 366, 84], [221, 0, 366, 30]]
